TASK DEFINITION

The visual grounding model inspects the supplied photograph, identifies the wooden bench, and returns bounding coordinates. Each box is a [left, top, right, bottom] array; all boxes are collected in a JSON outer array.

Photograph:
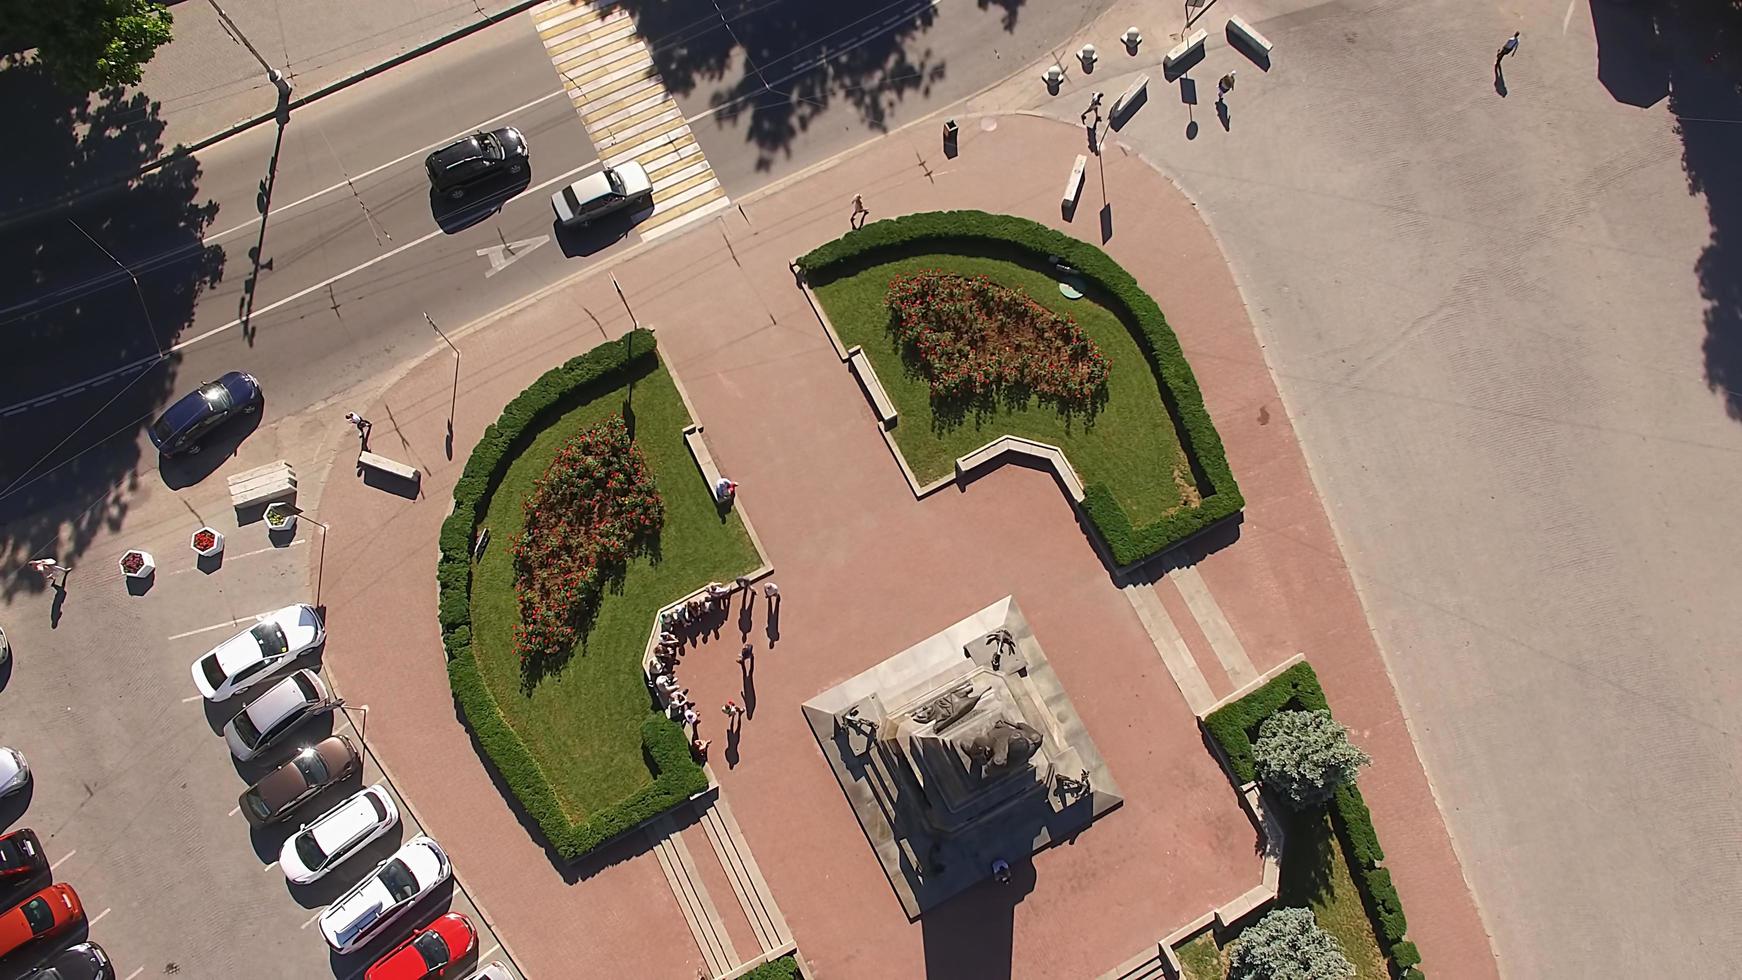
[[227, 461, 297, 510], [683, 424, 723, 494], [1110, 74, 1149, 122], [358, 451, 419, 483], [1063, 154, 1087, 210], [846, 346, 897, 425], [1226, 15, 1274, 59], [954, 436, 1086, 502], [1163, 28, 1208, 70]]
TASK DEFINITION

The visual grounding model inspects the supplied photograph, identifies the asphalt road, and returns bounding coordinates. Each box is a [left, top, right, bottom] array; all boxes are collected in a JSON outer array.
[[0, 534, 524, 980]]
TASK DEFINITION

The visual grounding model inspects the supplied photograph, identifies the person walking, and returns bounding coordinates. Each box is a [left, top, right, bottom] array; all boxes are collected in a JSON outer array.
[[850, 193, 869, 229], [738, 643, 754, 669], [1496, 31, 1520, 70], [762, 581, 780, 603], [1217, 71, 1236, 98], [28, 558, 68, 587], [1079, 91, 1104, 127], [344, 412, 372, 443]]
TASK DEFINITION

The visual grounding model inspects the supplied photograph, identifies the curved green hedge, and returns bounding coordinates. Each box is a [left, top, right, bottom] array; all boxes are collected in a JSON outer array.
[[437, 329, 709, 861], [1203, 661, 1425, 980], [796, 210, 1242, 566]]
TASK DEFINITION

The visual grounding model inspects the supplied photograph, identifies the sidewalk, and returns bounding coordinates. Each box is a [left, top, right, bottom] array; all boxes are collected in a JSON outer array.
[[314, 110, 1495, 978]]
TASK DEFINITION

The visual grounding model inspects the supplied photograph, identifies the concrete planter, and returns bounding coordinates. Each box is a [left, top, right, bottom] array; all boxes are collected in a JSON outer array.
[[119, 550, 155, 580], [263, 504, 297, 533], [191, 527, 225, 558]]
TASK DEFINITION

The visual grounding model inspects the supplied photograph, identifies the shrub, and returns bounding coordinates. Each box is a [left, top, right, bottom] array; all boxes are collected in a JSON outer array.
[[797, 211, 1242, 566], [437, 330, 711, 861], [886, 270, 1109, 405], [511, 415, 663, 667], [1227, 906, 1355, 980], [740, 955, 801, 980], [1392, 941, 1422, 970], [1253, 708, 1371, 810]]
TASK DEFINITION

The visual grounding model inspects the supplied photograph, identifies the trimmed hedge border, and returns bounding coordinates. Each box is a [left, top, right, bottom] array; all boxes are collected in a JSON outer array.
[[436, 329, 710, 861], [795, 211, 1243, 566], [738, 955, 801, 980], [1203, 661, 1426, 980]]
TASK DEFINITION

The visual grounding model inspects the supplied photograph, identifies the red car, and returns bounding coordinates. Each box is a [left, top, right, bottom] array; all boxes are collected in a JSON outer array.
[[0, 883, 83, 959], [0, 830, 47, 888], [364, 912, 475, 980]]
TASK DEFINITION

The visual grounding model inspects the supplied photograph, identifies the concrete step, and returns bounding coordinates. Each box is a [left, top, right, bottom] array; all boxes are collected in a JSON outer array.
[[698, 797, 792, 954], [648, 813, 739, 977]]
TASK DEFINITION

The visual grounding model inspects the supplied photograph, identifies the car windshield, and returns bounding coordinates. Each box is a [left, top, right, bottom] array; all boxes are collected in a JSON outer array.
[[21, 897, 52, 934], [199, 654, 229, 689], [294, 750, 330, 785], [293, 672, 320, 703], [199, 382, 234, 413], [251, 621, 289, 658], [479, 132, 502, 159], [415, 930, 452, 968], [0, 840, 18, 870], [295, 833, 330, 871], [243, 790, 273, 821], [230, 710, 263, 748], [379, 858, 418, 902], [150, 417, 176, 443], [608, 169, 625, 194]]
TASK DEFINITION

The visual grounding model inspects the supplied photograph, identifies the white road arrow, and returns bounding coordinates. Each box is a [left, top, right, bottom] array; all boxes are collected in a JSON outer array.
[[476, 235, 550, 278]]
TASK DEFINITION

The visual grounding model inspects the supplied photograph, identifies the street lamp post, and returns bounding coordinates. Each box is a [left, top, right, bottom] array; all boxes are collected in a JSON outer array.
[[425, 312, 460, 458], [281, 506, 329, 608], [205, 0, 291, 103]]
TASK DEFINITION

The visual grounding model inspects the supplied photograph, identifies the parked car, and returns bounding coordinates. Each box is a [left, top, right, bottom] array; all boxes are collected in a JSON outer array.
[[148, 372, 261, 457], [0, 830, 47, 889], [425, 128, 527, 200], [0, 883, 82, 959], [318, 836, 451, 953], [0, 747, 28, 797], [365, 912, 475, 980], [222, 669, 336, 762], [1, 623, 10, 667], [280, 784, 399, 884], [463, 964, 511, 980], [550, 161, 652, 228], [22, 941, 113, 980], [238, 736, 359, 827], [191, 603, 324, 701]]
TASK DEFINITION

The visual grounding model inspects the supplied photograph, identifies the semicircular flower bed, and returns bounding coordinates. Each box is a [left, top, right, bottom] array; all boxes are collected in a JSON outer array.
[[888, 270, 1110, 406], [512, 415, 663, 669]]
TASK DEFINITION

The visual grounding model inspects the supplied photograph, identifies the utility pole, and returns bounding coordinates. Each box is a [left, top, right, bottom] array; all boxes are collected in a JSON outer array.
[[205, 0, 292, 102]]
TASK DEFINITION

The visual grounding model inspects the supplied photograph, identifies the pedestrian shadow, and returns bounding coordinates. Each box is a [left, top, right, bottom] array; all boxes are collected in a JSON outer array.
[[742, 671, 757, 720], [48, 585, 65, 629], [764, 599, 780, 647], [724, 724, 741, 769], [1216, 98, 1231, 130], [1494, 67, 1508, 98]]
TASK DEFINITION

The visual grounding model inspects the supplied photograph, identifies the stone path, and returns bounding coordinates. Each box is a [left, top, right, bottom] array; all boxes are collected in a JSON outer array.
[[646, 796, 794, 979], [531, 0, 731, 239]]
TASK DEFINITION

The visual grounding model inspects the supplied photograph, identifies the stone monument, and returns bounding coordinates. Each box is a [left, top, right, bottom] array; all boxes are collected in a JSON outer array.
[[802, 596, 1122, 917]]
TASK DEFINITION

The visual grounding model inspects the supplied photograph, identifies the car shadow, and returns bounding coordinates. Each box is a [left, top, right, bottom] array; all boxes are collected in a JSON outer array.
[[157, 402, 265, 490], [284, 817, 408, 909], [552, 201, 653, 258], [226, 710, 338, 781], [430, 171, 533, 235], [0, 784, 31, 833]]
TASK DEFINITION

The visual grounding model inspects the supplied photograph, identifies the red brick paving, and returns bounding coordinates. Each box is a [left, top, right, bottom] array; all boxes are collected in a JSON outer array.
[[316, 112, 1496, 979]]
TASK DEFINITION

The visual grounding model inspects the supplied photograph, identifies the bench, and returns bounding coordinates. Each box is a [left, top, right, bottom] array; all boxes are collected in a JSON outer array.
[[846, 346, 897, 425], [1110, 74, 1149, 122], [1163, 28, 1208, 70], [954, 436, 1086, 502], [357, 451, 419, 483], [683, 424, 723, 494], [1063, 154, 1087, 211], [1226, 15, 1274, 59], [227, 461, 297, 510]]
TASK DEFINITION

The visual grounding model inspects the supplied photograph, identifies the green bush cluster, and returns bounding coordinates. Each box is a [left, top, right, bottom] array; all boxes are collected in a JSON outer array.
[[796, 211, 1242, 566], [739, 955, 802, 980], [437, 329, 709, 861], [1202, 661, 1426, 978]]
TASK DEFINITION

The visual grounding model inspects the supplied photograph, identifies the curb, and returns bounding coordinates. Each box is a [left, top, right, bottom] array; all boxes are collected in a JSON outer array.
[[0, 0, 548, 235]]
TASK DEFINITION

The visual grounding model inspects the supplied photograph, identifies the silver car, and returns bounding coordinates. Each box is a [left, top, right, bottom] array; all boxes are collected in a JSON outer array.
[[0, 747, 28, 797], [222, 669, 336, 761], [550, 162, 652, 227]]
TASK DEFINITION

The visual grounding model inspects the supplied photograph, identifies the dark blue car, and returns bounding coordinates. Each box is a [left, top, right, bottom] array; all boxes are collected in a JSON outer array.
[[148, 371, 261, 456]]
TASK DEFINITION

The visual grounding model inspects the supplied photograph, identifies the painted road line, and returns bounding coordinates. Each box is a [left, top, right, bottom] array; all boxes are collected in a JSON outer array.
[[168, 615, 255, 641], [481, 944, 500, 961], [169, 537, 307, 575], [228, 804, 243, 817], [123, 968, 143, 980], [49, 850, 76, 872], [263, 860, 279, 872], [532, 0, 729, 242], [89, 907, 111, 927], [181, 695, 204, 703]]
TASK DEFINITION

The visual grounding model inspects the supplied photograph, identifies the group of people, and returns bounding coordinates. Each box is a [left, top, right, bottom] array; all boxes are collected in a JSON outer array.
[[649, 578, 781, 761]]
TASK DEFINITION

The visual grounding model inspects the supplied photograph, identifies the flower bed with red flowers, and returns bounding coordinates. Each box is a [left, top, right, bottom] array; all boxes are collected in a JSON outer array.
[[512, 415, 663, 667], [886, 271, 1110, 406], [192, 529, 217, 552], [120, 551, 146, 574]]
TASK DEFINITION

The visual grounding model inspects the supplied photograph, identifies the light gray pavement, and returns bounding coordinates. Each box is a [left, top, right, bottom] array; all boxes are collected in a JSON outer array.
[[966, 0, 1742, 976]]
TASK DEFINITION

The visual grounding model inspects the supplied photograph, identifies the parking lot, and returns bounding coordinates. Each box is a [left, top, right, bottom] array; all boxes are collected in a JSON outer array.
[[0, 505, 524, 980]]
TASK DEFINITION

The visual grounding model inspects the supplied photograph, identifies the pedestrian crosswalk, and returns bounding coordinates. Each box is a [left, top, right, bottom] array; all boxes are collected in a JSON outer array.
[[531, 0, 731, 241]]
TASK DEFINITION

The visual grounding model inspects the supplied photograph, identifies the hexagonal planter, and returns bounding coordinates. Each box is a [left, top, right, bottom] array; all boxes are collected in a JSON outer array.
[[263, 503, 297, 533], [119, 550, 155, 580], [192, 527, 224, 558]]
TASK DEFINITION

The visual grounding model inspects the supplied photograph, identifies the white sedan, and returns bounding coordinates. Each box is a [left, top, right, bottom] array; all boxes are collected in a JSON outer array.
[[0, 748, 27, 797], [318, 835, 450, 953], [280, 784, 399, 884], [190, 604, 324, 701]]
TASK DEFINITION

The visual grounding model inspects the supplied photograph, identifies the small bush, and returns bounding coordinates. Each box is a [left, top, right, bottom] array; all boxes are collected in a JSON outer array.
[[1392, 941, 1422, 970], [1227, 906, 1355, 980], [798, 211, 1241, 566], [740, 955, 802, 980], [1253, 708, 1371, 810]]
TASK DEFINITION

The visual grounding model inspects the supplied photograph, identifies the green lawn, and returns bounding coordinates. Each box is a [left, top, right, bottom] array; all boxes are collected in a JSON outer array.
[[810, 254, 1196, 524], [468, 362, 758, 822], [1169, 808, 1388, 980]]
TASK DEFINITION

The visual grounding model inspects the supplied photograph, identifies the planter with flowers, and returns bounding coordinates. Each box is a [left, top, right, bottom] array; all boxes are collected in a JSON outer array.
[[263, 503, 297, 533], [191, 527, 224, 558], [119, 550, 155, 580]]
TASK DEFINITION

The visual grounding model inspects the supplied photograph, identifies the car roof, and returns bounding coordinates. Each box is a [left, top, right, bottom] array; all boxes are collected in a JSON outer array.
[[430, 134, 487, 170], [309, 786, 388, 852], [245, 671, 321, 726], [324, 838, 444, 939], [156, 388, 213, 435]]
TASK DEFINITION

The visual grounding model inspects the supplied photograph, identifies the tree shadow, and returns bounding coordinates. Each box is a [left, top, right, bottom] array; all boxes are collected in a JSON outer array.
[[615, 0, 1014, 170], [0, 63, 223, 595]]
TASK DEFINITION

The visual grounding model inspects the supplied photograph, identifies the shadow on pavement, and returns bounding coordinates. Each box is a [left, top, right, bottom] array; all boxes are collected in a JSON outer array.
[[431, 171, 533, 235], [919, 855, 1032, 979], [553, 206, 648, 258], [0, 62, 223, 593], [156, 402, 265, 489]]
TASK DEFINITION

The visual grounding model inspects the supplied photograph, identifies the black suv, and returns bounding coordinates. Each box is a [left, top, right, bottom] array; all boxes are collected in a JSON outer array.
[[148, 371, 261, 456], [425, 127, 528, 199]]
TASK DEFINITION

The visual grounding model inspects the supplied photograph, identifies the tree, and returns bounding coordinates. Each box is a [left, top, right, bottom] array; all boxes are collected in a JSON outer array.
[[1228, 906, 1356, 980], [3, 0, 174, 91], [1252, 708, 1370, 809]]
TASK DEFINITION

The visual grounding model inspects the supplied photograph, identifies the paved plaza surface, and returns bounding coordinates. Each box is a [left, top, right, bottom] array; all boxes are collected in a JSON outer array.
[[314, 111, 1491, 977], [964, 0, 1742, 975]]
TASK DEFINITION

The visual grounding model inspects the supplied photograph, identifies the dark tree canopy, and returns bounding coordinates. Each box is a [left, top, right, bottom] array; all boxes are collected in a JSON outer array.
[[4, 0, 174, 91]]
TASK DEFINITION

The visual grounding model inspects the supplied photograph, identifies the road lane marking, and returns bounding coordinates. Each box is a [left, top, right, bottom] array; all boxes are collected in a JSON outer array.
[[481, 944, 500, 961], [89, 907, 111, 927], [302, 907, 326, 929], [263, 860, 279, 872], [123, 969, 142, 980], [167, 615, 257, 640], [181, 695, 204, 703], [228, 804, 242, 817], [49, 850, 76, 871], [169, 538, 307, 575], [478, 235, 551, 277]]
